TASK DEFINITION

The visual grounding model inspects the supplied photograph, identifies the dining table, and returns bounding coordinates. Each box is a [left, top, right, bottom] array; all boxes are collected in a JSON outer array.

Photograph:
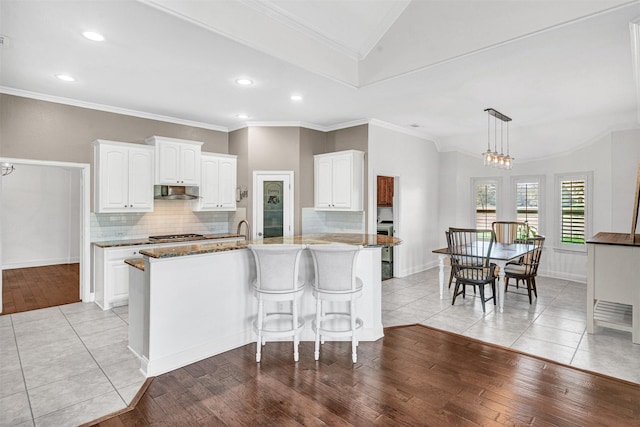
[[432, 242, 536, 312]]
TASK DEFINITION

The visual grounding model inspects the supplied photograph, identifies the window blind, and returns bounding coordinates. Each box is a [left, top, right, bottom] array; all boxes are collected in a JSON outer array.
[[561, 180, 585, 244]]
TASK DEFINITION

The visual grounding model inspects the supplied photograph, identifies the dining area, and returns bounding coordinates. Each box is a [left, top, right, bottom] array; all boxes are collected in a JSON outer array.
[[433, 221, 545, 313]]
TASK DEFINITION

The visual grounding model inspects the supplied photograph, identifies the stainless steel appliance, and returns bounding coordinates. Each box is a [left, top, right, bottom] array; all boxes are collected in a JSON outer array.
[[376, 221, 394, 280], [154, 185, 200, 200]]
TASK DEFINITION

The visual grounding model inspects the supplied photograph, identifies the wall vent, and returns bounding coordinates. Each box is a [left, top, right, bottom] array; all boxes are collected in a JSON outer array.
[[0, 35, 8, 47]]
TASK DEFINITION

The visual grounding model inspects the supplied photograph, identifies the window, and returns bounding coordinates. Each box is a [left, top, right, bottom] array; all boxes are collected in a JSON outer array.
[[556, 172, 592, 250], [513, 178, 542, 234], [560, 179, 586, 244], [474, 180, 498, 230]]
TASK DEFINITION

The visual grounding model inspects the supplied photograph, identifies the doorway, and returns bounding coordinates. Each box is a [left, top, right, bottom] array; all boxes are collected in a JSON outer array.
[[0, 158, 90, 314], [375, 173, 400, 280], [253, 171, 294, 239]]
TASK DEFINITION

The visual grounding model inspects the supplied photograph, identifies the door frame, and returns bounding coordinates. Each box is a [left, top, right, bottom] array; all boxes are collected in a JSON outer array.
[[0, 157, 91, 312], [373, 171, 400, 278], [252, 171, 294, 239]]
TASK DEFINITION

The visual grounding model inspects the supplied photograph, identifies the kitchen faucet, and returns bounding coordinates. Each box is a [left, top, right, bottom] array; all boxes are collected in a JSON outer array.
[[236, 220, 251, 241]]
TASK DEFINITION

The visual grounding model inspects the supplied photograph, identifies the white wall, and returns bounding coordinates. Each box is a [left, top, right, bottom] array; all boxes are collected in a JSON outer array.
[[611, 129, 640, 232], [1, 164, 81, 269], [368, 124, 440, 277], [436, 129, 640, 283]]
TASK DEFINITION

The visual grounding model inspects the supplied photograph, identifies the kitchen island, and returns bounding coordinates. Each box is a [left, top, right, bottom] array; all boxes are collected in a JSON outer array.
[[127, 233, 401, 376]]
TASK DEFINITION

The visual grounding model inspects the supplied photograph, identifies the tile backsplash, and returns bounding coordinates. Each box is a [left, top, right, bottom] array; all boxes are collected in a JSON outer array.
[[301, 208, 365, 234], [91, 201, 246, 241]]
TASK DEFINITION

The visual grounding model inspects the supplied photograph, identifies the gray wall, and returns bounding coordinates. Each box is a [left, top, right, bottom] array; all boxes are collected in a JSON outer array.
[[229, 125, 368, 235], [2, 94, 371, 236], [328, 124, 369, 229], [0, 94, 229, 162], [0, 94, 230, 212]]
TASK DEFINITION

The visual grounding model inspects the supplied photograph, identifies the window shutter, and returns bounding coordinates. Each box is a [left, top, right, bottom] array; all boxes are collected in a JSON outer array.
[[561, 180, 586, 244], [516, 182, 539, 231], [475, 183, 497, 229]]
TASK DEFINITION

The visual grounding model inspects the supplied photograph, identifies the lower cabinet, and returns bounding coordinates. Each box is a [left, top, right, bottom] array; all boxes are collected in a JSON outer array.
[[93, 238, 242, 310], [94, 246, 143, 310]]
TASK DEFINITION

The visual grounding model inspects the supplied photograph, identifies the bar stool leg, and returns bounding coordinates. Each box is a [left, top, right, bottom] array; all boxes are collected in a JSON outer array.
[[293, 299, 300, 362], [351, 299, 357, 363], [256, 299, 264, 362], [314, 298, 321, 361]]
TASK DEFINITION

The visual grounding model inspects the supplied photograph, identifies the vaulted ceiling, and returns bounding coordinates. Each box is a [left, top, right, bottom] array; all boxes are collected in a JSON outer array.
[[1, 0, 639, 161]]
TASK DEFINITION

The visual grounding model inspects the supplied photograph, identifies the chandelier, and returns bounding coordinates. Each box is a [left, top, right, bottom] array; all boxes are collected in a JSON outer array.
[[482, 108, 513, 170]]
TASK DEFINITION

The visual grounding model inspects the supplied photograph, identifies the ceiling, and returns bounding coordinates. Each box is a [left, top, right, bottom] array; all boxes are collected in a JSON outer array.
[[1, 0, 640, 161]]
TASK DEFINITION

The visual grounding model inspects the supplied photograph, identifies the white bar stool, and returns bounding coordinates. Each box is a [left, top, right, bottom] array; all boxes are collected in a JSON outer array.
[[248, 244, 306, 362], [308, 244, 363, 363]]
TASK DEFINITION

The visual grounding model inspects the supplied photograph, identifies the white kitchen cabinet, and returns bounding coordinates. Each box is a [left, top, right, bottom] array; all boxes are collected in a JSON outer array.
[[94, 140, 154, 213], [314, 150, 364, 211], [94, 245, 144, 310], [194, 153, 237, 211], [145, 136, 202, 185]]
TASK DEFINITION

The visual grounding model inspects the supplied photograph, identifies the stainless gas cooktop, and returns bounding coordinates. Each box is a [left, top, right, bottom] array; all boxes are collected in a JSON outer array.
[[149, 233, 204, 241]]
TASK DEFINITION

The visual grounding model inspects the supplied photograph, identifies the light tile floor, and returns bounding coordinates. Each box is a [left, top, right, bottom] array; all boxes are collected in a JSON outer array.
[[382, 268, 640, 384], [2, 267, 640, 426], [0, 303, 146, 427]]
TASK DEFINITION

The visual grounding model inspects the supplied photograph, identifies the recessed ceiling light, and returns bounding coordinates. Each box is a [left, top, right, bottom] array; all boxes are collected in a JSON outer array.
[[56, 74, 76, 82], [235, 78, 253, 86], [236, 114, 249, 119], [290, 94, 303, 101], [82, 31, 104, 42]]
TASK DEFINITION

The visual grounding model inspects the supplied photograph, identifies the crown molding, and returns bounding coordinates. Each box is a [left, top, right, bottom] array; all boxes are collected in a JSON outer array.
[[520, 122, 640, 163], [0, 87, 228, 132], [227, 121, 328, 133], [1, 87, 442, 147], [238, 0, 360, 60], [324, 118, 371, 132], [368, 118, 441, 150]]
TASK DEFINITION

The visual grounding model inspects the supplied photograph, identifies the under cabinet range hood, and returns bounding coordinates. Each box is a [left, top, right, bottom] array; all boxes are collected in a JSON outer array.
[[154, 185, 200, 200]]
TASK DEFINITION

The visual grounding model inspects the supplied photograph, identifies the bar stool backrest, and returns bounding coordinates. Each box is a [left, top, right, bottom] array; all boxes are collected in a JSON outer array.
[[248, 244, 306, 293], [309, 244, 361, 293]]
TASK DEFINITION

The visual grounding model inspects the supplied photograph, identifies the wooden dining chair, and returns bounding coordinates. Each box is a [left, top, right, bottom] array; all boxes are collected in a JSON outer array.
[[447, 228, 497, 312], [504, 236, 545, 304]]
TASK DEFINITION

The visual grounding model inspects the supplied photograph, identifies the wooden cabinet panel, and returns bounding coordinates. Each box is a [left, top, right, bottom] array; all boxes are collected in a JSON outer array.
[[377, 176, 394, 207]]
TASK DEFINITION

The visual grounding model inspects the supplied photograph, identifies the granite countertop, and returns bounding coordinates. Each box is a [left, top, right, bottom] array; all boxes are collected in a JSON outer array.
[[93, 233, 244, 248], [125, 258, 145, 271], [137, 233, 402, 260]]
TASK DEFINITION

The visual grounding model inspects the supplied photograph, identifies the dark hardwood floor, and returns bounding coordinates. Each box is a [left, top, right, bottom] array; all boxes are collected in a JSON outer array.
[[89, 324, 640, 426], [1, 263, 80, 315]]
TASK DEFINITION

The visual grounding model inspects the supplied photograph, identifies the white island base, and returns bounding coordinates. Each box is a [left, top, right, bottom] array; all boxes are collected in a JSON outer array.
[[128, 246, 383, 377]]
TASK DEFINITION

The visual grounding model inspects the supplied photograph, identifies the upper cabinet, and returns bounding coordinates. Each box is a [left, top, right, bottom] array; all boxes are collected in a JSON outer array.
[[377, 176, 394, 207], [94, 140, 154, 213], [314, 150, 364, 211], [194, 153, 237, 211], [145, 136, 202, 185]]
